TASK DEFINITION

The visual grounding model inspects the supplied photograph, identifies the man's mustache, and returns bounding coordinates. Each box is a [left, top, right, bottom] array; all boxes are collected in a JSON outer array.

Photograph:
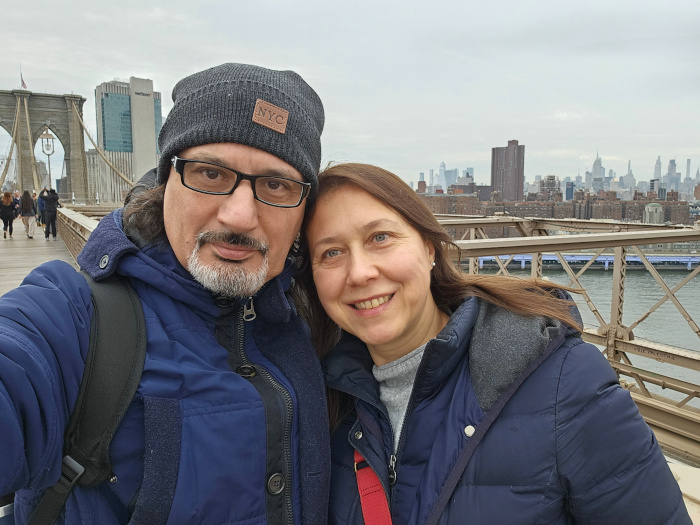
[[196, 230, 269, 256]]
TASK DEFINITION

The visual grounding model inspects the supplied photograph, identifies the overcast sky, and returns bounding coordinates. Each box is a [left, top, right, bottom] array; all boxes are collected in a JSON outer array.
[[1, 0, 698, 188]]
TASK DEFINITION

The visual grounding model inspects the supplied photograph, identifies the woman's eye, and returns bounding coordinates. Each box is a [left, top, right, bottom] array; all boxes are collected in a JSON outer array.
[[324, 249, 340, 259], [374, 233, 388, 242]]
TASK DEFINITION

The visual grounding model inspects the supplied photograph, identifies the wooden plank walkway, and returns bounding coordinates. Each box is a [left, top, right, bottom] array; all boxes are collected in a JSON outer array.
[[0, 217, 78, 297]]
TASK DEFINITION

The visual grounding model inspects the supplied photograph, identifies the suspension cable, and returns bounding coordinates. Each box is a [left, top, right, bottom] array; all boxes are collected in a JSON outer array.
[[71, 101, 134, 187]]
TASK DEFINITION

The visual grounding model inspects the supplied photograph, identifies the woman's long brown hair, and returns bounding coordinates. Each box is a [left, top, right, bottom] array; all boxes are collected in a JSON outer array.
[[294, 163, 583, 428]]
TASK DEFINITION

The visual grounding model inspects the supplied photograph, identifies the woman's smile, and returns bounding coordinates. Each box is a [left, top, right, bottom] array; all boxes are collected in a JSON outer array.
[[351, 293, 394, 310]]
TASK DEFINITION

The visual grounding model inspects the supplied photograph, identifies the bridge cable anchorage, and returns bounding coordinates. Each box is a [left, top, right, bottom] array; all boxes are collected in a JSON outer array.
[[0, 98, 22, 188], [71, 102, 134, 188]]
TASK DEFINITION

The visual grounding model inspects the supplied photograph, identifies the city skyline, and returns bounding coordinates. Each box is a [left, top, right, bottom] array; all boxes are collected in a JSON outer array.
[[0, 0, 698, 190], [419, 153, 700, 186]]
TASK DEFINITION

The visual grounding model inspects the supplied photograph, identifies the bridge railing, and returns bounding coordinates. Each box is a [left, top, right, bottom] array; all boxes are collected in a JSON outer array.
[[57, 207, 106, 261], [437, 215, 700, 465]]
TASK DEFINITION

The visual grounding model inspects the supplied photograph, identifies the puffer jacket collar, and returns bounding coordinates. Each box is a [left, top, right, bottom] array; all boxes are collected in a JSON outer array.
[[323, 297, 481, 405], [77, 208, 296, 324]]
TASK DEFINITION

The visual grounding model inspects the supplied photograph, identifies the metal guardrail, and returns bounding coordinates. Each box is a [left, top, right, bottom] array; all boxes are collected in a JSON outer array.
[[438, 215, 700, 465]]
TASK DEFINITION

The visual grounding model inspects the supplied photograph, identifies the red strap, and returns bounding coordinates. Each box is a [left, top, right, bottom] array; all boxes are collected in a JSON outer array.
[[354, 449, 393, 525]]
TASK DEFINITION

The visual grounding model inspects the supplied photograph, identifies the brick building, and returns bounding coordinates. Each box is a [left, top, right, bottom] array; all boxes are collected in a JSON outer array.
[[592, 201, 623, 221], [419, 194, 480, 215]]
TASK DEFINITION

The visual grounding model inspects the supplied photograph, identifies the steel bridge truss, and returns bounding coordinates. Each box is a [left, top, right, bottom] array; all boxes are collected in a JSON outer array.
[[436, 215, 700, 465]]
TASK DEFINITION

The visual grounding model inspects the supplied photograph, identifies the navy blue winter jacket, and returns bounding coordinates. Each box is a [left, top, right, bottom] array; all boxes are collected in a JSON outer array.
[[0, 209, 330, 524], [324, 297, 690, 524]]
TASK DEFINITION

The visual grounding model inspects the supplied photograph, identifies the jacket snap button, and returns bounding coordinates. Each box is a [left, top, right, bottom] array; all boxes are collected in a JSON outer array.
[[99, 255, 109, 269], [236, 365, 256, 378], [214, 296, 232, 308], [267, 473, 285, 495], [464, 425, 475, 437], [354, 431, 363, 440]]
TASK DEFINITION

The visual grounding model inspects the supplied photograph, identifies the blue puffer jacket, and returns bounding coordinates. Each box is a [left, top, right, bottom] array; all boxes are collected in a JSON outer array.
[[324, 297, 690, 524], [0, 209, 330, 524]]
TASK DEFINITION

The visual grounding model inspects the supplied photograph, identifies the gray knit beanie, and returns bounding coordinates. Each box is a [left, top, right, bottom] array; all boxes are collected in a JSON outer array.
[[157, 63, 324, 198]]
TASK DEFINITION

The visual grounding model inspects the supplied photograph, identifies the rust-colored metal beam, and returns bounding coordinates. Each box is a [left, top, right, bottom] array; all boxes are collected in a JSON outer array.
[[453, 229, 700, 256], [436, 216, 691, 232], [631, 394, 700, 467], [582, 330, 700, 372]]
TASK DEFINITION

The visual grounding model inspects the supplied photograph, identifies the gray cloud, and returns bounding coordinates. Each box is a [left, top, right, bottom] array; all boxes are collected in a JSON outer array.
[[1, 0, 698, 189]]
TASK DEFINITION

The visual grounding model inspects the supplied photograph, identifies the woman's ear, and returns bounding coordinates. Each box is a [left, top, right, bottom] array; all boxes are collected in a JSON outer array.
[[426, 240, 436, 266]]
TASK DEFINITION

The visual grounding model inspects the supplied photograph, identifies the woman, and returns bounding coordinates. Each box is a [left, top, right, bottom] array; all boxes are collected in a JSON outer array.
[[298, 163, 689, 524], [20, 190, 37, 239], [1, 191, 15, 239]]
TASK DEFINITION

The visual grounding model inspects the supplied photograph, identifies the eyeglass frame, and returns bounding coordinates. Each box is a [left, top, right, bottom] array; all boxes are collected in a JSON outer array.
[[171, 155, 311, 208]]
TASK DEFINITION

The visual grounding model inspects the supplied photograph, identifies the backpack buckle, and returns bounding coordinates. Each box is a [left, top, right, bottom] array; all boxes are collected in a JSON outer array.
[[54, 456, 85, 495]]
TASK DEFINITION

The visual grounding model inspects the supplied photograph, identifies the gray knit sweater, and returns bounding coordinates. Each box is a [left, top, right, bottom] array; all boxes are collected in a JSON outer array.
[[372, 344, 426, 452]]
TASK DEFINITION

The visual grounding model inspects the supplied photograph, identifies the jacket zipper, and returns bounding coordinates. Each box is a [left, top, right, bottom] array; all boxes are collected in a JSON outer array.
[[330, 382, 397, 502], [388, 342, 433, 507], [237, 298, 295, 525], [388, 454, 397, 485]]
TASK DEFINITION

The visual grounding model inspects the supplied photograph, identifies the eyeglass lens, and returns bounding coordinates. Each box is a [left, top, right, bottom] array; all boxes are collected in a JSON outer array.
[[181, 160, 304, 206]]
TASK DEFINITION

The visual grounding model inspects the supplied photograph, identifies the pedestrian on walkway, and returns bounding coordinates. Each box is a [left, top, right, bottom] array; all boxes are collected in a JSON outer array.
[[39, 187, 60, 240], [37, 190, 45, 226], [32, 191, 41, 226], [12, 190, 20, 219], [1, 192, 15, 239], [20, 190, 38, 239]]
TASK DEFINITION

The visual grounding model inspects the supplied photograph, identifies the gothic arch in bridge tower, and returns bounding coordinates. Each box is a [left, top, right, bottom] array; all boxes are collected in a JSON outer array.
[[0, 89, 89, 201]]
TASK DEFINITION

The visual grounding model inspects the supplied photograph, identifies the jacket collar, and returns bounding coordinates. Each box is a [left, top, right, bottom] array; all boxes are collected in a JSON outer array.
[[323, 297, 481, 404], [77, 208, 297, 324]]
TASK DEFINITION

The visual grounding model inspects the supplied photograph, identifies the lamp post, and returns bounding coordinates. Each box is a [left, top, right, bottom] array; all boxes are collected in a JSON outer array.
[[40, 126, 55, 189]]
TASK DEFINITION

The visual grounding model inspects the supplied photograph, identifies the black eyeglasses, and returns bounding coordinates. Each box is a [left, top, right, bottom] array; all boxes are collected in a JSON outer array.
[[171, 156, 310, 208]]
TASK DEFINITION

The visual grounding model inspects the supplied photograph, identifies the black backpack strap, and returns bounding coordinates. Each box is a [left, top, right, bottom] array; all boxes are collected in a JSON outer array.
[[28, 272, 147, 525]]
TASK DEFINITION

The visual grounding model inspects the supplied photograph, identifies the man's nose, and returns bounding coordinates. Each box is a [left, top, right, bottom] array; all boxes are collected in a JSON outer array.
[[216, 180, 259, 232]]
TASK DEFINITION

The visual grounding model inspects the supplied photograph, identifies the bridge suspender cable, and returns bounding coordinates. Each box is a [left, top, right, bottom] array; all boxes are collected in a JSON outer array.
[[71, 102, 134, 188], [0, 99, 22, 188]]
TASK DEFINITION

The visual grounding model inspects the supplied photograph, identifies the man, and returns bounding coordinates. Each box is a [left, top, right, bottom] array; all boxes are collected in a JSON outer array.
[[12, 189, 21, 218], [0, 64, 329, 524], [38, 187, 60, 240]]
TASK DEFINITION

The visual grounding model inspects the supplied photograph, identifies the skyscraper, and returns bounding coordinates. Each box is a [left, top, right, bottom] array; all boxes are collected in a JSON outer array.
[[444, 168, 459, 188], [491, 140, 525, 202], [667, 159, 680, 191], [95, 76, 163, 202], [654, 156, 662, 180], [565, 181, 575, 201], [438, 161, 446, 190], [592, 152, 604, 180], [622, 161, 636, 190]]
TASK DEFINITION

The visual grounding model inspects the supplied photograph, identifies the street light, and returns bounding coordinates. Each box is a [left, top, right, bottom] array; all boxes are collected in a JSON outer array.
[[40, 126, 55, 189]]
